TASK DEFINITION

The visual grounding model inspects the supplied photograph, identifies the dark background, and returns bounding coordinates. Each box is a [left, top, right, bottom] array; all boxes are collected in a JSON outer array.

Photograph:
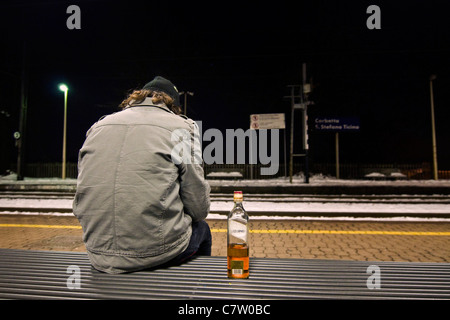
[[1, 0, 449, 173]]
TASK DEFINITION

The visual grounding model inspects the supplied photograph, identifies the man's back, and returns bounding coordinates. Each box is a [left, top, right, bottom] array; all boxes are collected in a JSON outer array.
[[73, 99, 210, 273]]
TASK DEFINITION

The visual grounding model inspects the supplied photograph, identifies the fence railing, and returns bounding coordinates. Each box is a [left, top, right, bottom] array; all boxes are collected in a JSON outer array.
[[13, 162, 450, 180], [22, 162, 78, 179], [204, 162, 450, 180]]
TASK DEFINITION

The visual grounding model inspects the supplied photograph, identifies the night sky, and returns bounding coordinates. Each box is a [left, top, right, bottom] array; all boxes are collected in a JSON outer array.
[[1, 0, 449, 173]]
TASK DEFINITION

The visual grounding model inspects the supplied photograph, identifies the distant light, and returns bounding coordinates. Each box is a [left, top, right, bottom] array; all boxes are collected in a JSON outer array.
[[59, 84, 69, 92]]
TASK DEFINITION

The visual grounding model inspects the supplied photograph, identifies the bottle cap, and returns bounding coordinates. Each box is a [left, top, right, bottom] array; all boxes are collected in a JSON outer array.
[[233, 191, 243, 201]]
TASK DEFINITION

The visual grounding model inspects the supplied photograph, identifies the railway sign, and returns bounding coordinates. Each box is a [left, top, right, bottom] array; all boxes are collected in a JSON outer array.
[[314, 117, 360, 131], [250, 113, 285, 130], [314, 117, 360, 179]]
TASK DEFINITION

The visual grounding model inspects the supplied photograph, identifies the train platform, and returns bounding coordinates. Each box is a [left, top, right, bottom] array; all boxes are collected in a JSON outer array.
[[1, 214, 449, 263], [1, 174, 450, 265]]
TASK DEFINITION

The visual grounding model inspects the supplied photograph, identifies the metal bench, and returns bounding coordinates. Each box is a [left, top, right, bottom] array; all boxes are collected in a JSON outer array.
[[0, 248, 449, 299]]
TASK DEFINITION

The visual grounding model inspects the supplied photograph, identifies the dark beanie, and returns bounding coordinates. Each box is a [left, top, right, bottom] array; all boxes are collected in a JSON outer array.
[[142, 76, 180, 107]]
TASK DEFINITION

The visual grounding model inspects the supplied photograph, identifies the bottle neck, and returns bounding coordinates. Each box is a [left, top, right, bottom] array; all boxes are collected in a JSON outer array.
[[233, 201, 243, 208]]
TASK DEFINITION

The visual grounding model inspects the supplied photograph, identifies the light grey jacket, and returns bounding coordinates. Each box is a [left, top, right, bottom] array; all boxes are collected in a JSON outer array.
[[73, 98, 210, 273]]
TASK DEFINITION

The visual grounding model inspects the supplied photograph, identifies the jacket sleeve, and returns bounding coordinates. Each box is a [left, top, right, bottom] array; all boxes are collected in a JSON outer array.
[[176, 120, 211, 222]]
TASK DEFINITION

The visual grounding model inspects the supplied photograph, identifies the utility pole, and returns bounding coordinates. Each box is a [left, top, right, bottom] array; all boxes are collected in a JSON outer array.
[[429, 75, 438, 180], [287, 84, 300, 183], [335, 132, 340, 179], [302, 63, 310, 184], [285, 63, 312, 184]]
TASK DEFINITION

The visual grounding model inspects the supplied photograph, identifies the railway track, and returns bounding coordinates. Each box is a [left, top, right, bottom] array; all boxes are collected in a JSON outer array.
[[1, 191, 450, 218], [1, 191, 450, 204]]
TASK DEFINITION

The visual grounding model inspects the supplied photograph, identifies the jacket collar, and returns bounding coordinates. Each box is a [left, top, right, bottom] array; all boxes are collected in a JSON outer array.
[[127, 97, 174, 114]]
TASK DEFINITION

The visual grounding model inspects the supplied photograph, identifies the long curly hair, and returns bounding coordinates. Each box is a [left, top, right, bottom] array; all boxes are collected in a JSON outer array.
[[120, 89, 182, 115]]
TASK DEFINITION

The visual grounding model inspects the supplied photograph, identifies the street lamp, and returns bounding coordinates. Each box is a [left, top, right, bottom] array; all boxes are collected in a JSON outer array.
[[429, 75, 438, 180], [179, 91, 194, 116], [59, 84, 68, 179]]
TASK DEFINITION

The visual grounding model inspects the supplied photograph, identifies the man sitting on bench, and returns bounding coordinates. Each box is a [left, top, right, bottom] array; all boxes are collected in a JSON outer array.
[[73, 76, 211, 274]]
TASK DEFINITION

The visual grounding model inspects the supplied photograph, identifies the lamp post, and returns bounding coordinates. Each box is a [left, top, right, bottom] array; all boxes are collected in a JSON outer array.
[[179, 91, 194, 116], [59, 84, 68, 179], [429, 75, 438, 180]]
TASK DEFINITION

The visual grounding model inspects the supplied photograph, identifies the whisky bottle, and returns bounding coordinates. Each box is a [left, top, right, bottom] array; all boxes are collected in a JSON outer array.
[[227, 191, 249, 279]]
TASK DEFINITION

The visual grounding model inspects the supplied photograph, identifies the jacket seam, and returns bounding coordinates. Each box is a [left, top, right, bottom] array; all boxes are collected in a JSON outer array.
[[112, 125, 130, 251], [93, 122, 177, 134], [160, 170, 179, 250]]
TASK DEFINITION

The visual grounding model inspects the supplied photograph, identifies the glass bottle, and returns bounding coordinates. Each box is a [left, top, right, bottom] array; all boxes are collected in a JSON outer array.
[[227, 191, 249, 279]]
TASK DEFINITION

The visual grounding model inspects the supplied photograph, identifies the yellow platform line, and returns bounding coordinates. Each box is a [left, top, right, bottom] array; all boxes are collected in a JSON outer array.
[[0, 224, 81, 229], [211, 228, 450, 236], [0, 224, 449, 236]]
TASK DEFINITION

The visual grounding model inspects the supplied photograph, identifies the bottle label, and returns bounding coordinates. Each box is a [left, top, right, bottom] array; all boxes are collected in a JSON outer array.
[[229, 220, 247, 242], [230, 260, 244, 275]]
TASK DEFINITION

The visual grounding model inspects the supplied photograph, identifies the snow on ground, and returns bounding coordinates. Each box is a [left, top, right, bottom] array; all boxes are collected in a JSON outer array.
[[1, 197, 449, 214], [2, 172, 450, 187], [206, 175, 450, 187], [209, 201, 450, 214], [0, 198, 73, 209], [1, 195, 449, 222]]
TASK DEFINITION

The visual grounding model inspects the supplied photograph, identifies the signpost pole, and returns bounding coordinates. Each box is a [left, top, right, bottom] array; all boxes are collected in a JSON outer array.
[[314, 117, 360, 180], [250, 133, 254, 180], [335, 132, 340, 179], [284, 129, 287, 177]]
